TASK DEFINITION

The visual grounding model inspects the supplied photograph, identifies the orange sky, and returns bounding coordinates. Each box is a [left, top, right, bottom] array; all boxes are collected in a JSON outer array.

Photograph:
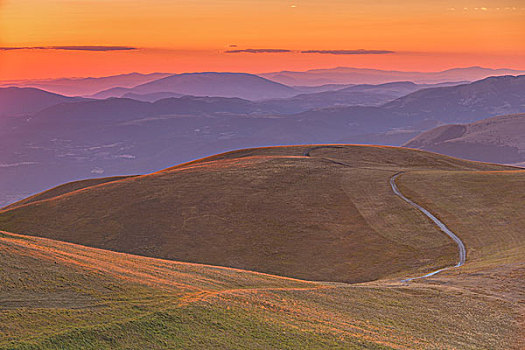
[[1, 0, 524, 80]]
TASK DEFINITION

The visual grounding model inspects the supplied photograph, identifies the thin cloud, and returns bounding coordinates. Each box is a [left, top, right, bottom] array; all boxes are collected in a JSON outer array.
[[0, 46, 137, 52], [225, 49, 292, 54], [301, 49, 395, 55], [223, 48, 394, 55]]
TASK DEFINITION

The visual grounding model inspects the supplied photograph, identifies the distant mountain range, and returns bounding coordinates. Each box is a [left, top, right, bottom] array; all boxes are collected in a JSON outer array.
[[1, 74, 524, 207], [120, 92, 185, 102], [384, 75, 525, 122], [261, 81, 464, 112], [90, 77, 463, 109], [92, 72, 299, 101], [261, 66, 525, 86], [3, 67, 523, 99], [0, 87, 86, 116], [0, 77, 467, 120], [292, 75, 525, 135], [89, 88, 185, 102], [405, 113, 525, 166], [0, 72, 171, 96]]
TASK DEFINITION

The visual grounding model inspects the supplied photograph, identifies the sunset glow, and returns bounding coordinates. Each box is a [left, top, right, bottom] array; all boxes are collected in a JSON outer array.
[[1, 0, 524, 79]]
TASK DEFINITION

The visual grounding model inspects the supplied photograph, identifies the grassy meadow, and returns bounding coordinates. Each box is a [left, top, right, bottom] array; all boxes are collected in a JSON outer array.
[[0, 145, 523, 348]]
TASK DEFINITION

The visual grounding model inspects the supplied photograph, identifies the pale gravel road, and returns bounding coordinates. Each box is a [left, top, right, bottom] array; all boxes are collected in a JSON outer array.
[[390, 173, 466, 282], [303, 146, 467, 282]]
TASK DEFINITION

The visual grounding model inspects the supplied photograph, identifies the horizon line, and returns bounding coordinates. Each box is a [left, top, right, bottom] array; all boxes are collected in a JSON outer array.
[[2, 65, 525, 83]]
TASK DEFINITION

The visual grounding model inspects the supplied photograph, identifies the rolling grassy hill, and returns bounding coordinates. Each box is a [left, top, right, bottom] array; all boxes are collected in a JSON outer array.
[[0, 145, 523, 348], [0, 145, 514, 284]]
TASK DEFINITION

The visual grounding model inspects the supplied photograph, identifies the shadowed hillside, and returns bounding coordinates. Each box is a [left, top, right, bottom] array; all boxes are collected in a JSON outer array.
[[0, 87, 85, 116]]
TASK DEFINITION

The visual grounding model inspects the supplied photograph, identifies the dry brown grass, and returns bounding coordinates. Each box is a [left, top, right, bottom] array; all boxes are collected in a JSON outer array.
[[395, 170, 525, 319], [0, 145, 523, 348], [0, 145, 510, 283], [396, 170, 525, 263], [0, 228, 521, 349]]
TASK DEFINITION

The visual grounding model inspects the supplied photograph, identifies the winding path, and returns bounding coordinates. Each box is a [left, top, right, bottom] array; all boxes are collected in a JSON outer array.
[[303, 146, 467, 282], [389, 173, 466, 281]]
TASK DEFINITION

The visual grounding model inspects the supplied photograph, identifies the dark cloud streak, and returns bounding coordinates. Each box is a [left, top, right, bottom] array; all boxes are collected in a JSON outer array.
[[301, 49, 395, 55], [224, 48, 395, 55], [0, 46, 137, 52], [225, 49, 292, 54], [1, 46, 393, 55]]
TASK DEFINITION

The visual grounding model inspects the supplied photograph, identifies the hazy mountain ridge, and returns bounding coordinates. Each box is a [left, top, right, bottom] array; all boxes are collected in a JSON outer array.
[[384, 75, 525, 123], [92, 72, 300, 101], [0, 87, 86, 116], [0, 72, 172, 96], [290, 75, 525, 136], [263, 81, 466, 113], [91, 80, 454, 109], [261, 66, 525, 86], [405, 113, 525, 164], [5, 66, 518, 98], [258, 81, 425, 112]]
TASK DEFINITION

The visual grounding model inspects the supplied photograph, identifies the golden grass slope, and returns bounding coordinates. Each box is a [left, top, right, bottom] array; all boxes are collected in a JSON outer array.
[[0, 230, 522, 349], [396, 170, 525, 305], [0, 145, 514, 284], [397, 170, 525, 264]]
